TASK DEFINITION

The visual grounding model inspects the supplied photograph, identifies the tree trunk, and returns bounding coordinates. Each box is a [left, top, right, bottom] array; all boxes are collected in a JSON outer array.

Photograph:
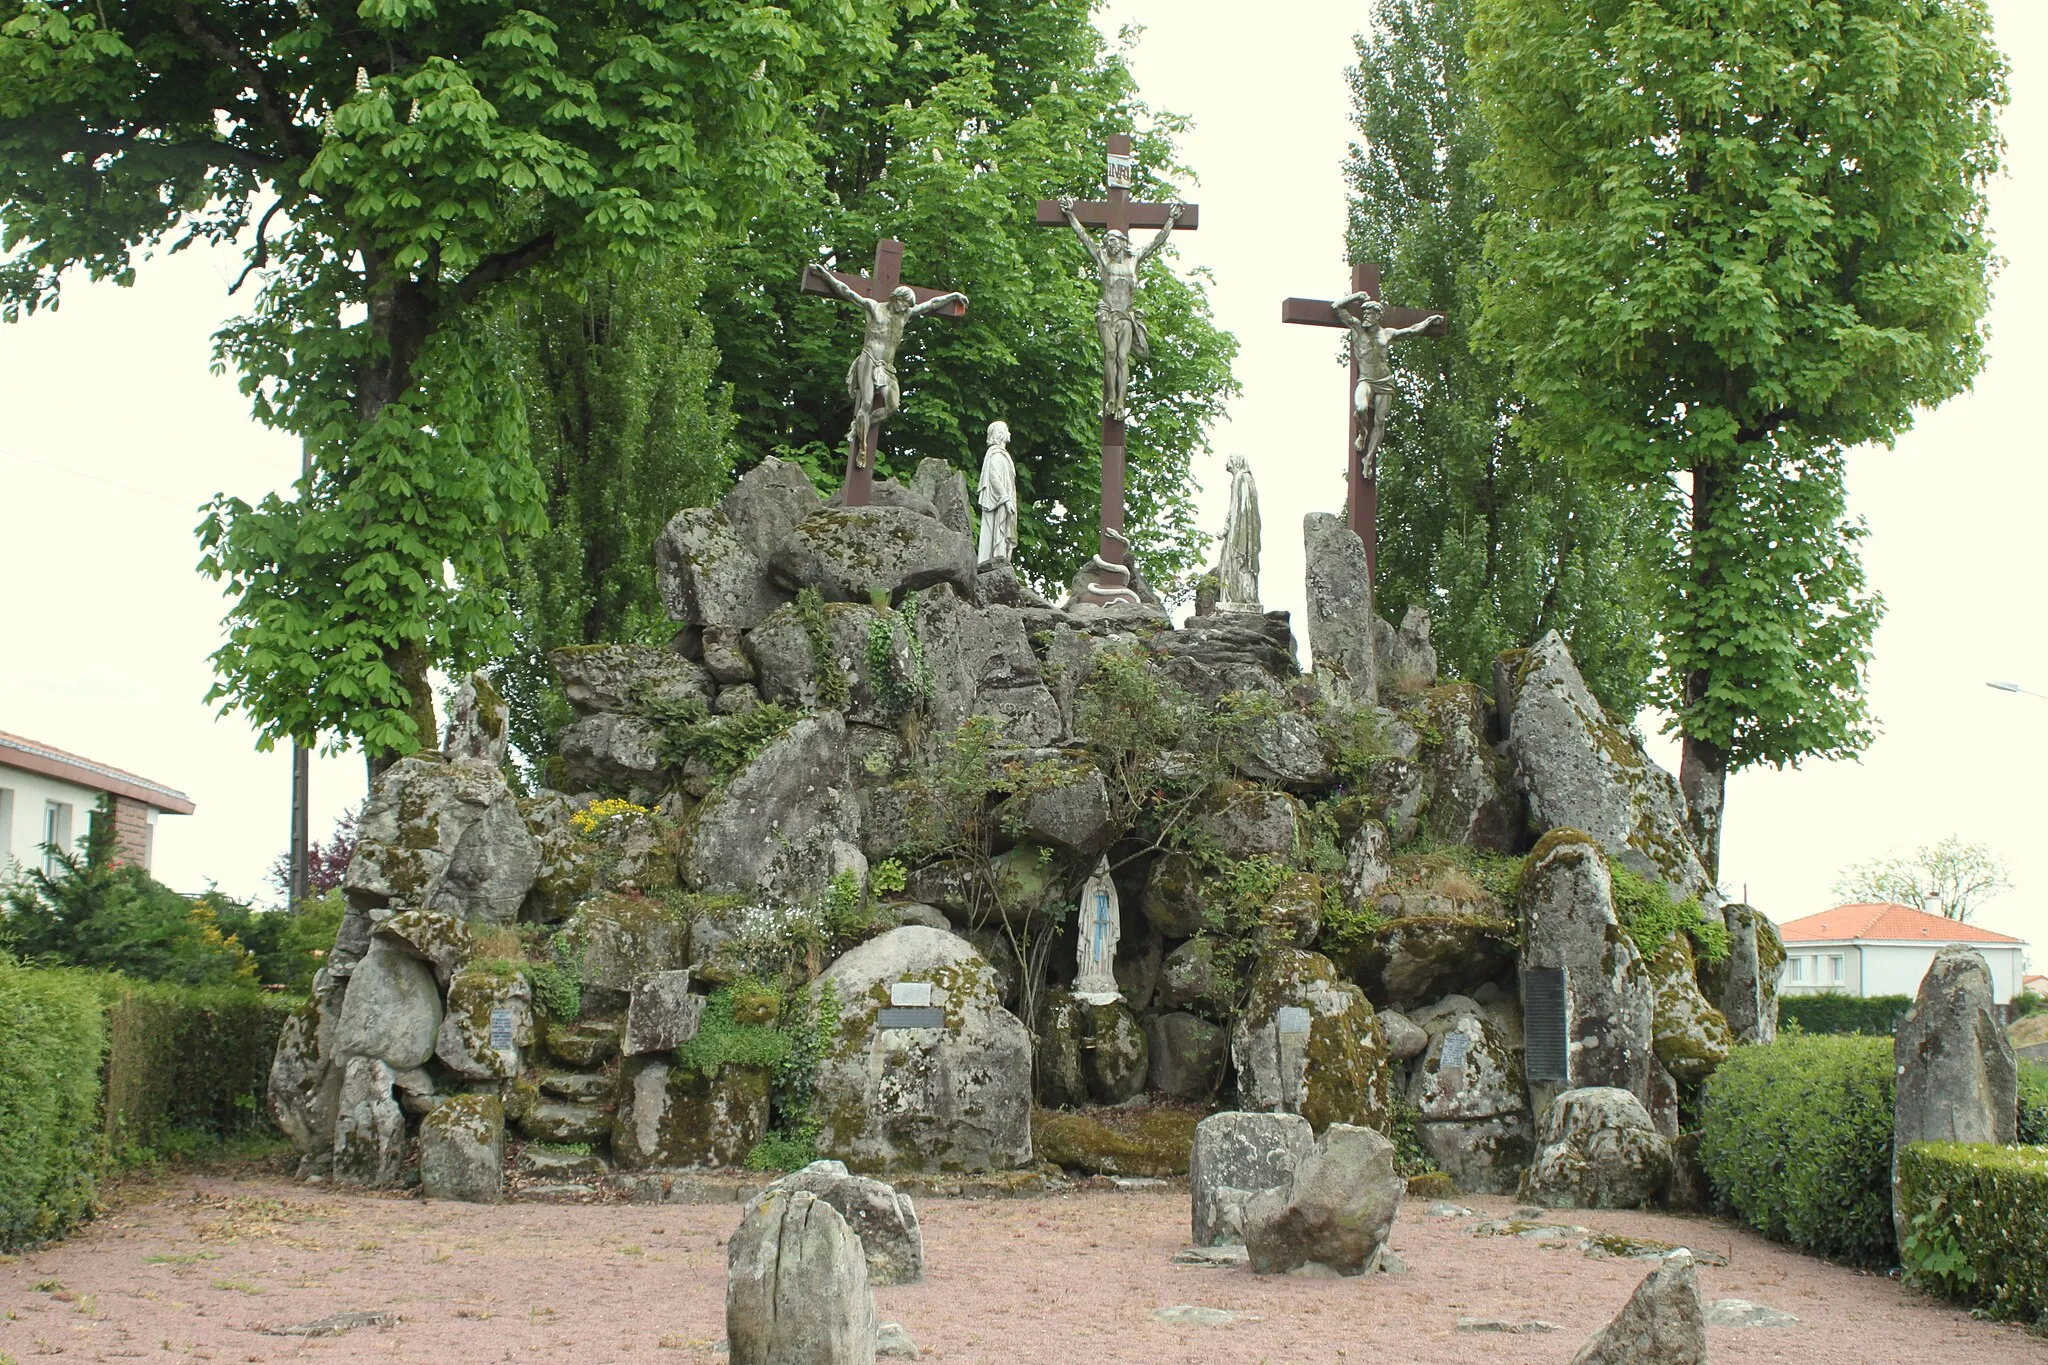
[[1679, 731, 1726, 884]]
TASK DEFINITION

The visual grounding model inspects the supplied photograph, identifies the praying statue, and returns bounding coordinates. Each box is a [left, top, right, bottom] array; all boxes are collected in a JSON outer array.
[[1073, 856, 1123, 1003], [1333, 290, 1439, 477], [976, 420, 1018, 568], [818, 273, 968, 461], [1055, 195, 1186, 421], [1215, 453, 1261, 612]]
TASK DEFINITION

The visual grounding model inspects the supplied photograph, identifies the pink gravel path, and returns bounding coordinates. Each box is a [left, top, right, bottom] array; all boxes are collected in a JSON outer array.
[[1, 1175, 2040, 1363]]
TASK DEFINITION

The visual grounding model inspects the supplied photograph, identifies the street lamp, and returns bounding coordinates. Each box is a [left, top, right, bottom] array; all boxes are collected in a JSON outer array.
[[1987, 681, 2048, 700]]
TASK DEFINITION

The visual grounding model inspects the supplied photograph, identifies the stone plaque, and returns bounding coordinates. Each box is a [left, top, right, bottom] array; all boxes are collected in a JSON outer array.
[[1524, 967, 1569, 1082], [891, 981, 934, 1008], [1276, 1006, 1312, 1036], [1438, 1030, 1471, 1071], [488, 1007, 515, 1051], [877, 1006, 945, 1031]]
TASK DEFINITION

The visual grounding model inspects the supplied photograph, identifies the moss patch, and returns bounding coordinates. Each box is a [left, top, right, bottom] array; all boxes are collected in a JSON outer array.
[[1031, 1104, 1203, 1177]]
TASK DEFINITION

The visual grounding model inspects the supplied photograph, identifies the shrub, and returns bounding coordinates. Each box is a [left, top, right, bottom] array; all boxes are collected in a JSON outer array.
[[0, 960, 108, 1250], [1698, 1033, 1896, 1264], [2, 838, 257, 987], [100, 981, 293, 1162], [1898, 1142, 2048, 1322], [1778, 993, 1913, 1037]]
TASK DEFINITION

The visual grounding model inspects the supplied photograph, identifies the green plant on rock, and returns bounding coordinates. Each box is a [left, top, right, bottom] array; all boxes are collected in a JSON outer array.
[[795, 588, 851, 711], [1609, 865, 1728, 964], [1322, 703, 1393, 790], [747, 982, 841, 1171], [674, 982, 793, 1080], [866, 592, 933, 726], [525, 927, 584, 1024], [651, 698, 800, 782]]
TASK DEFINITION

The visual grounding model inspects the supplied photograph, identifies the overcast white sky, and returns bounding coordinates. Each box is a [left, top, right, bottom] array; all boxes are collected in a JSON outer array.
[[2, 1, 2043, 952]]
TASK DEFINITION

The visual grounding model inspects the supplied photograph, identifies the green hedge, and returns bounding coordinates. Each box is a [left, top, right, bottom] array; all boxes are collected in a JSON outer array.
[[102, 981, 293, 1160], [2019, 1062, 2048, 1146], [1698, 1033, 1896, 1264], [0, 961, 110, 1250], [1777, 993, 1913, 1036], [1898, 1142, 2048, 1323]]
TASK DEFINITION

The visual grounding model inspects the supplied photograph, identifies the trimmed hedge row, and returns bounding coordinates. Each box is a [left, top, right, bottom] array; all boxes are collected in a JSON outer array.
[[103, 982, 293, 1159], [0, 961, 109, 1250], [1778, 993, 1913, 1036], [1698, 1033, 1897, 1264], [1898, 1142, 2048, 1323]]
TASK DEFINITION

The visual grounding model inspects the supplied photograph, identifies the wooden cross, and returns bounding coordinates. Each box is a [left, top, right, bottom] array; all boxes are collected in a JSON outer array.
[[1035, 133, 1200, 590], [1281, 263, 1445, 580], [801, 238, 967, 506]]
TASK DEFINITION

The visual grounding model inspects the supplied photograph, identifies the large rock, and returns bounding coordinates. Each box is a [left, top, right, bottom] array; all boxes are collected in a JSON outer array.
[[655, 457, 818, 629], [1231, 948, 1391, 1133], [1302, 513, 1376, 704], [1141, 852, 1210, 940], [998, 762, 1112, 859], [757, 1160, 923, 1287], [1189, 1111, 1314, 1247], [1523, 1086, 1672, 1210], [1893, 945, 2018, 1244], [419, 1093, 505, 1203], [344, 755, 541, 923], [1642, 937, 1732, 1093], [334, 945, 443, 1069], [1338, 914, 1520, 1013], [683, 712, 863, 905], [1236, 709, 1335, 790], [435, 963, 533, 1080], [1150, 611, 1299, 705], [1375, 606, 1438, 698], [1712, 903, 1781, 1045], [910, 458, 974, 538], [1372, 683, 1522, 851], [1197, 787, 1304, 863], [370, 908, 479, 984], [1569, 1250, 1705, 1365], [1497, 631, 1710, 899], [612, 1057, 770, 1169], [770, 504, 976, 605], [1158, 938, 1237, 1021], [726, 1189, 877, 1365], [811, 927, 1033, 1173], [912, 589, 1063, 747], [442, 673, 509, 766], [557, 713, 669, 794], [268, 969, 347, 1155], [748, 600, 898, 723], [1146, 1012, 1228, 1101], [1035, 992, 1147, 1108], [551, 644, 714, 718], [624, 969, 704, 1056], [1404, 995, 1534, 1195], [1243, 1123, 1404, 1276], [1519, 832, 1657, 1123], [526, 801, 675, 921], [570, 893, 693, 1006], [331, 1056, 406, 1188]]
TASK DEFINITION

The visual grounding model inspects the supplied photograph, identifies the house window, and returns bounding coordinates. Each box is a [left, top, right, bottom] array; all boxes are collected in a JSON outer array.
[[1827, 954, 1845, 985], [1788, 956, 1806, 984], [42, 801, 73, 876]]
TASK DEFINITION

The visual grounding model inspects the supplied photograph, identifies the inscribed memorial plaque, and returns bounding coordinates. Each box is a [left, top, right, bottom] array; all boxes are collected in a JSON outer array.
[[1524, 968, 1569, 1082], [1438, 1030, 1471, 1071], [488, 1007, 515, 1051], [877, 1006, 945, 1031], [891, 982, 934, 1008], [1276, 1006, 1312, 1036]]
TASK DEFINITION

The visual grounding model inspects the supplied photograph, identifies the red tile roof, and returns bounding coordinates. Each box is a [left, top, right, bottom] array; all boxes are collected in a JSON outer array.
[[0, 730, 195, 815], [1780, 902, 2023, 946]]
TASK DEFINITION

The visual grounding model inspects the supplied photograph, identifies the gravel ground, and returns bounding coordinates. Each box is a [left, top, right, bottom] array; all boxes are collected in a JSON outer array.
[[2, 1174, 2041, 1363]]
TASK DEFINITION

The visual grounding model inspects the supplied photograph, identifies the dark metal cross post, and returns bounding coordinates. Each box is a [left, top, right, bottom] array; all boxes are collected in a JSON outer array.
[[800, 238, 967, 506], [1034, 133, 1200, 572], [1280, 263, 1444, 579]]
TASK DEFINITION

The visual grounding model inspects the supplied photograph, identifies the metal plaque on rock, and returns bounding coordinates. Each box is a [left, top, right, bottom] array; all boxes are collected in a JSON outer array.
[[891, 981, 934, 1007], [488, 1007, 516, 1051], [877, 1006, 945, 1031], [1438, 1030, 1472, 1071], [1524, 968, 1569, 1082], [1276, 1006, 1312, 1036]]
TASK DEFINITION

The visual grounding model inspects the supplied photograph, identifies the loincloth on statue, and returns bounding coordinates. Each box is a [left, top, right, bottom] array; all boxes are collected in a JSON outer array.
[[1095, 302, 1150, 358]]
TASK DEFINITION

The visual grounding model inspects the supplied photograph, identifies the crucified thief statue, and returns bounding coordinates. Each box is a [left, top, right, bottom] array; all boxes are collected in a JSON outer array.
[[1333, 291, 1438, 476], [1057, 196, 1185, 420], [818, 274, 968, 458]]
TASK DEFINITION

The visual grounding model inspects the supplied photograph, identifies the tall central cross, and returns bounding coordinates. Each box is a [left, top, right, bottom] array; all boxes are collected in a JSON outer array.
[[1281, 263, 1445, 579], [801, 238, 967, 506], [1036, 133, 1200, 594]]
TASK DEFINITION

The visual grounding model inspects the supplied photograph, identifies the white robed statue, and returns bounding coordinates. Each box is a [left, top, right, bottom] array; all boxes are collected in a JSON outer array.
[[1073, 856, 1123, 1003], [976, 420, 1018, 568], [1215, 453, 1261, 612]]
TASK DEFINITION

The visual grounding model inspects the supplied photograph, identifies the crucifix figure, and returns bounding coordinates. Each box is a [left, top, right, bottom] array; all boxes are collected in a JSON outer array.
[[1037, 134, 1199, 603], [801, 239, 967, 506], [1281, 264, 1445, 578]]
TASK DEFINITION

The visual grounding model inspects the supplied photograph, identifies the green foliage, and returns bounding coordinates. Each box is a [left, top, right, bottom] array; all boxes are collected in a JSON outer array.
[[1607, 865, 1727, 964], [0, 960, 107, 1250], [652, 698, 801, 782], [211, 888, 347, 993], [748, 982, 841, 1171], [820, 871, 873, 943], [525, 929, 584, 1024], [1346, 0, 1656, 710], [1389, 1096, 1442, 1179], [1322, 704, 1392, 790], [1470, 0, 2006, 814], [866, 594, 933, 726], [1698, 1034, 1896, 1264], [1898, 1142, 2048, 1321], [1777, 994, 1914, 1038], [701, 0, 1238, 593], [795, 589, 851, 711], [2017, 1063, 2048, 1147], [100, 981, 290, 1164], [674, 983, 793, 1081], [871, 859, 908, 898], [498, 259, 742, 775]]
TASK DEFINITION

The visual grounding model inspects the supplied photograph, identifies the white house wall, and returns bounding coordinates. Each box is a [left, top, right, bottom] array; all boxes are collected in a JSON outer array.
[[0, 767, 109, 877], [1784, 942, 2027, 1005]]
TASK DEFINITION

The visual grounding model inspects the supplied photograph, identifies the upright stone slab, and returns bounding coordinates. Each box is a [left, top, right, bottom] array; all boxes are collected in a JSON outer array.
[[331, 1056, 405, 1188], [1569, 1250, 1705, 1365], [684, 712, 863, 905], [655, 457, 818, 630], [1189, 1111, 1314, 1246], [419, 1093, 506, 1203], [624, 969, 704, 1055], [1893, 946, 2018, 1244], [726, 1189, 877, 1365], [756, 1160, 924, 1287], [1404, 995, 1534, 1195], [1231, 947, 1391, 1133], [1716, 903, 1780, 1045], [1523, 1086, 1672, 1210], [1302, 512, 1376, 704], [1243, 1123, 1404, 1276], [343, 754, 541, 925]]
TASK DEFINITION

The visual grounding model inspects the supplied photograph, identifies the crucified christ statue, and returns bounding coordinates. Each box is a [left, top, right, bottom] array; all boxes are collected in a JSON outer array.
[[819, 274, 968, 455], [1334, 291, 1438, 475], [1056, 195, 1185, 420]]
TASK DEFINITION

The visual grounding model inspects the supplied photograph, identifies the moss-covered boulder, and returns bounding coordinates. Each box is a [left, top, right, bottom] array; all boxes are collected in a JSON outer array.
[[1403, 995, 1534, 1194], [1144, 1011, 1228, 1100], [1265, 873, 1325, 948], [526, 803, 678, 923], [1231, 948, 1391, 1134], [370, 909, 479, 984], [612, 1056, 771, 1169], [435, 963, 534, 1080], [681, 712, 864, 905], [1335, 916, 1519, 1013], [1367, 682, 1522, 851], [1157, 936, 1238, 1022], [543, 1017, 621, 1068], [420, 1093, 505, 1203], [1643, 936, 1733, 1092], [1035, 991, 1148, 1108], [768, 503, 977, 605], [1196, 786, 1305, 863], [569, 893, 692, 1011], [1032, 1105, 1202, 1177], [1141, 851, 1211, 939], [344, 753, 541, 925]]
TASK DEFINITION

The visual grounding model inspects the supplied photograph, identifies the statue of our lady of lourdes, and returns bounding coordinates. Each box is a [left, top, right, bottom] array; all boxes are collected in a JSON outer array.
[[976, 420, 1018, 568], [1215, 453, 1261, 612], [1073, 857, 1123, 1004]]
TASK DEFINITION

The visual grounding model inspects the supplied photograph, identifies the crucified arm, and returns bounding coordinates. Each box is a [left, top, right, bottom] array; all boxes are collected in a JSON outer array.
[[1057, 197, 1105, 267], [908, 290, 968, 318], [1389, 314, 1445, 341], [818, 268, 878, 313], [1136, 202, 1184, 266]]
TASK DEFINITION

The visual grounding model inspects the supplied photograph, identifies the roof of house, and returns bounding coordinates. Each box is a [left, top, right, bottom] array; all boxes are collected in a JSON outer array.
[[1780, 902, 2024, 947], [0, 730, 196, 815]]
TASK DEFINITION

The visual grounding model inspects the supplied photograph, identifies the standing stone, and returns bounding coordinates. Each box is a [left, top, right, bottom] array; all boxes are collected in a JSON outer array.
[[344, 754, 541, 924], [1569, 1251, 1706, 1365], [913, 456, 976, 541], [331, 1056, 406, 1188], [1231, 948, 1391, 1133], [1146, 1013, 1228, 1101], [1189, 1111, 1315, 1247], [1302, 512, 1376, 704], [1716, 903, 1780, 1045], [1893, 946, 2018, 1244], [1404, 995, 1534, 1195], [269, 968, 347, 1156], [624, 970, 705, 1056], [419, 1093, 506, 1204], [726, 1190, 877, 1365], [1073, 856, 1124, 1002], [655, 457, 818, 630], [443, 673, 509, 766], [1375, 606, 1438, 698], [684, 712, 863, 905], [334, 945, 443, 1070], [1243, 1123, 1405, 1276], [1643, 936, 1732, 1094], [757, 1161, 924, 1287], [1523, 1087, 1672, 1210]]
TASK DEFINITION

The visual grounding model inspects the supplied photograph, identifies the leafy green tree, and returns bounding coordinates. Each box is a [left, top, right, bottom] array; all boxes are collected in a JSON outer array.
[[701, 3, 1238, 594], [1345, 0, 1657, 710], [1834, 836, 2012, 924], [497, 260, 741, 772], [0, 0, 910, 772], [1469, 0, 2006, 877]]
